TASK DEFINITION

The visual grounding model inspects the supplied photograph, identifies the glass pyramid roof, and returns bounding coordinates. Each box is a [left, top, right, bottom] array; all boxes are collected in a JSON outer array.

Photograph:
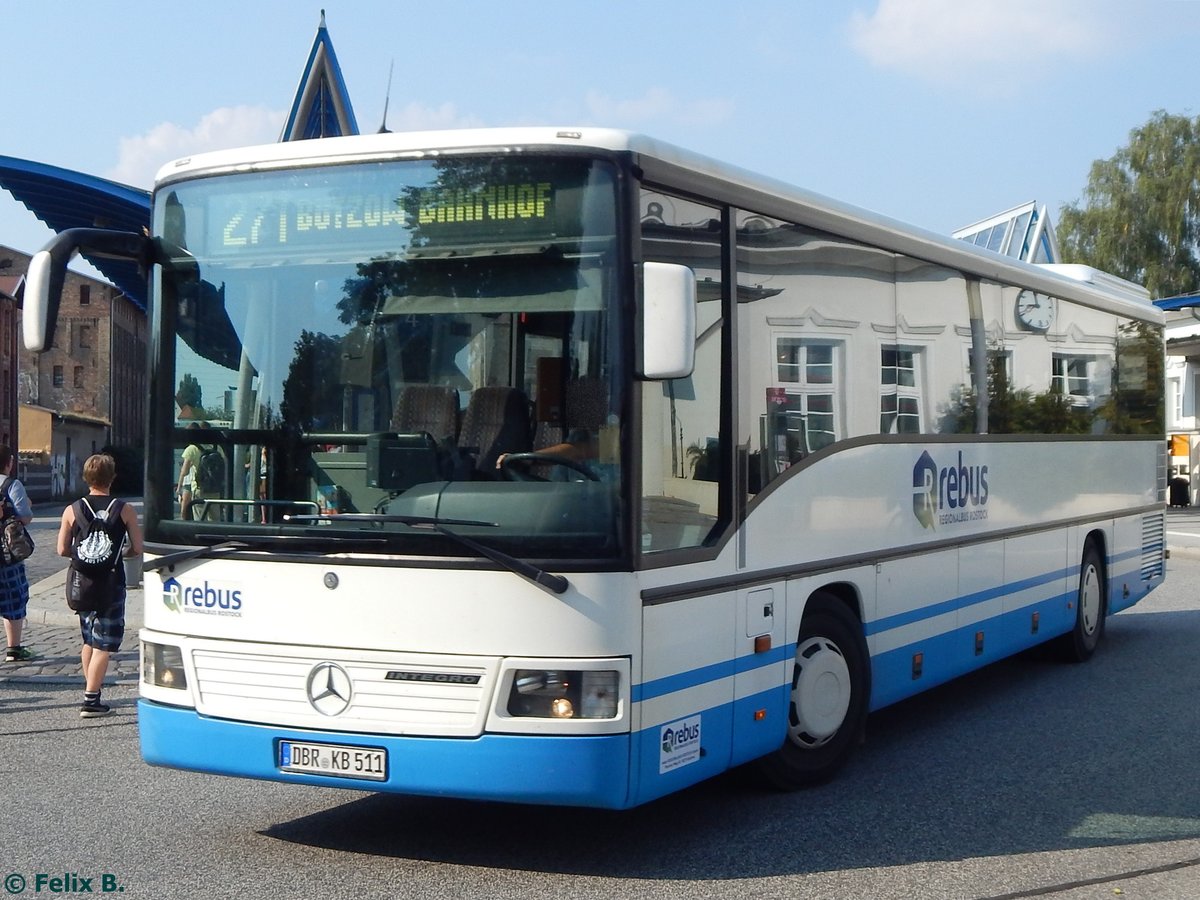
[[953, 201, 1059, 264]]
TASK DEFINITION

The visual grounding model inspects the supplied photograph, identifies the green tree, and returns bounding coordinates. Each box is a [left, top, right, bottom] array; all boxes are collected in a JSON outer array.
[[280, 330, 344, 431], [176, 373, 202, 411], [1060, 111, 1200, 297], [941, 350, 1092, 435], [1058, 110, 1200, 298]]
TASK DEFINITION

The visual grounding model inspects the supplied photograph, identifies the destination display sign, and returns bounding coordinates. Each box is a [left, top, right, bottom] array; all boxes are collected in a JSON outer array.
[[171, 159, 604, 259], [216, 181, 555, 252]]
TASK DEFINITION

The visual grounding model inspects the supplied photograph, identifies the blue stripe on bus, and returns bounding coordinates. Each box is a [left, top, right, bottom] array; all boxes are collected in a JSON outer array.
[[1111, 546, 1146, 564], [864, 566, 1073, 637], [632, 557, 1158, 707], [633, 643, 790, 703], [869, 589, 1077, 709], [633, 659, 735, 703]]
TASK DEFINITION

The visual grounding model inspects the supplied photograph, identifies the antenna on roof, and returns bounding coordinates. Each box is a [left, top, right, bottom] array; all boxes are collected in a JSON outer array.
[[378, 59, 395, 134]]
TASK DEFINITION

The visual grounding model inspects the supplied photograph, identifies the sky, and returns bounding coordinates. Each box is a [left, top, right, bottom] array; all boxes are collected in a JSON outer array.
[[3, 0, 1200, 279]]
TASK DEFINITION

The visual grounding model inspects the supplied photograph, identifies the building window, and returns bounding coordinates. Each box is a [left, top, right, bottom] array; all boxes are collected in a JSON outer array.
[[78, 324, 92, 349], [74, 366, 85, 388], [881, 345, 923, 433], [53, 365, 64, 387], [80, 284, 90, 306], [1051, 355, 1095, 406], [775, 338, 839, 452]]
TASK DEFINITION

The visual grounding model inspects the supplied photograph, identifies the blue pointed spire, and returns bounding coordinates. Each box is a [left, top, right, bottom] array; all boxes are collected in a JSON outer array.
[[281, 10, 359, 141]]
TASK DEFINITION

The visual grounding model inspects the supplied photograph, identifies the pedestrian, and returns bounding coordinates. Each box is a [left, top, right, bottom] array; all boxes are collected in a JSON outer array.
[[177, 422, 202, 520], [0, 444, 35, 663], [57, 453, 144, 718]]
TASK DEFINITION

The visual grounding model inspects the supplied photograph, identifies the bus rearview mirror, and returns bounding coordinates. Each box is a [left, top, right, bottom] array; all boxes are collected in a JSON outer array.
[[640, 262, 696, 380], [23, 227, 153, 351]]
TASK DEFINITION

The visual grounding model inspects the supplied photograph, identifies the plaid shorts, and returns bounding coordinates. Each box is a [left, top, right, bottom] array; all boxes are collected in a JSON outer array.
[[0, 562, 29, 621], [79, 588, 127, 652]]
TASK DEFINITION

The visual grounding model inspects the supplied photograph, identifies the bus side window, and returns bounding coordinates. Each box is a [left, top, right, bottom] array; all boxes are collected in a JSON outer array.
[[640, 190, 725, 553]]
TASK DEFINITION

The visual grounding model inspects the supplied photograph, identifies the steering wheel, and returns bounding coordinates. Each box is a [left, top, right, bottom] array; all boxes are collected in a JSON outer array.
[[499, 452, 600, 482]]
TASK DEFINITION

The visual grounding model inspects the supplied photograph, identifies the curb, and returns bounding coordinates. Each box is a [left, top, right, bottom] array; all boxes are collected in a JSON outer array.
[[3, 672, 138, 686], [23, 568, 78, 628], [25, 566, 145, 630]]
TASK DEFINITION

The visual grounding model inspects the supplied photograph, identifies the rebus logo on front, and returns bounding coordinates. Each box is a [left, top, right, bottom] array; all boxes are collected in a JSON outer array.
[[162, 576, 243, 614]]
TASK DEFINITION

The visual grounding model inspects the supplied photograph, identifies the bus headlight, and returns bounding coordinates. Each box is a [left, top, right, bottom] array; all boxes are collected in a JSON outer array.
[[143, 642, 187, 690], [507, 669, 619, 719]]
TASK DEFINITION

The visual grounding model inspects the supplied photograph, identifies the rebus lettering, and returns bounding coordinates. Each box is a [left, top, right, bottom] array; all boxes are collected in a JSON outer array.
[[913, 450, 991, 529], [183, 581, 243, 611]]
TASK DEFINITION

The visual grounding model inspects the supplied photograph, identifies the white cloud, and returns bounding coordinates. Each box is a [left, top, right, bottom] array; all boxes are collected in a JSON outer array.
[[385, 101, 484, 133], [849, 0, 1121, 84], [584, 88, 734, 128], [105, 105, 286, 188]]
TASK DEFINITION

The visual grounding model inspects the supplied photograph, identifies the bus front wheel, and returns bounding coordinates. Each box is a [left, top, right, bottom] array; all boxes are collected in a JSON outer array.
[[758, 593, 870, 790]]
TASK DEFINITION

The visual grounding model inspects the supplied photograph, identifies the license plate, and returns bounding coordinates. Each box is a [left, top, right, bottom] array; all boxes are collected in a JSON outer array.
[[279, 740, 387, 781]]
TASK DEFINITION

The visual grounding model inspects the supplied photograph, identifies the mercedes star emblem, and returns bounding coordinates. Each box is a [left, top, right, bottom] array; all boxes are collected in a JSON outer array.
[[306, 662, 353, 716]]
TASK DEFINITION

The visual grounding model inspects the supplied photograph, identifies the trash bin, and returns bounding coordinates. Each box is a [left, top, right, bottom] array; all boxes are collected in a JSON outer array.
[[124, 553, 143, 587], [1169, 477, 1191, 508]]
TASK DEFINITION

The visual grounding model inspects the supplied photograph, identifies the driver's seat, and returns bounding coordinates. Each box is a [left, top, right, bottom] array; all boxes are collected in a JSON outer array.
[[458, 386, 532, 475], [390, 384, 459, 446]]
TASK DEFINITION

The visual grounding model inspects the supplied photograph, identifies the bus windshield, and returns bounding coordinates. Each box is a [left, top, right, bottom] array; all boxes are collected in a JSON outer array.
[[146, 155, 624, 560]]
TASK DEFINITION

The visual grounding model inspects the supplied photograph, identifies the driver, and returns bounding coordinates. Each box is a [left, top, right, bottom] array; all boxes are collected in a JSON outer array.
[[496, 427, 598, 472]]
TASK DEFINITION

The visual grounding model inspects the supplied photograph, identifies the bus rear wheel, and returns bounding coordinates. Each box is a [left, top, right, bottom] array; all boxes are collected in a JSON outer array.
[[758, 593, 870, 790], [1059, 542, 1107, 663]]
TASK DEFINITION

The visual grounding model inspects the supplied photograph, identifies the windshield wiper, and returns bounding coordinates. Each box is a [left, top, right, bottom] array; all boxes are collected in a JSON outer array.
[[432, 524, 568, 595], [144, 540, 249, 573], [283, 513, 496, 528], [284, 512, 569, 595], [144, 533, 390, 573]]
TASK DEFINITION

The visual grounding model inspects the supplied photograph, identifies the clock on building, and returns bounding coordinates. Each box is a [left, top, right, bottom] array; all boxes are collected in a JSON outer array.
[[1015, 290, 1055, 331]]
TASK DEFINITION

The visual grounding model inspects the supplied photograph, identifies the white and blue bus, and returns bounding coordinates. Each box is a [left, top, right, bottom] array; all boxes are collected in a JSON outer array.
[[26, 128, 1165, 808]]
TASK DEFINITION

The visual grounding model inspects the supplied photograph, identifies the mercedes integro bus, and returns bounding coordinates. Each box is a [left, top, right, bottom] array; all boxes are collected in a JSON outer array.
[[24, 128, 1166, 808]]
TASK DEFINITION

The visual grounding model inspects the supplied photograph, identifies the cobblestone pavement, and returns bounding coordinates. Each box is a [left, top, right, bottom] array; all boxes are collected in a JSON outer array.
[[1, 566, 142, 687], [0, 617, 139, 685]]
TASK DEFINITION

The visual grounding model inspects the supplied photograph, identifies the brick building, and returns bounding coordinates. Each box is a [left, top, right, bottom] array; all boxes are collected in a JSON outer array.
[[0, 244, 147, 495], [0, 266, 20, 447]]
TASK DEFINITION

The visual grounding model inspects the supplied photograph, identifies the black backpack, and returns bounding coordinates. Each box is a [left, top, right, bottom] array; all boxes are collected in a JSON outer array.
[[66, 497, 126, 614], [71, 497, 126, 573], [197, 447, 225, 494], [0, 478, 34, 565]]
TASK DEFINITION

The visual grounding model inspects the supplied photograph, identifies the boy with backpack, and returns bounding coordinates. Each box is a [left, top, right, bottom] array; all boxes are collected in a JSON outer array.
[[57, 453, 143, 718]]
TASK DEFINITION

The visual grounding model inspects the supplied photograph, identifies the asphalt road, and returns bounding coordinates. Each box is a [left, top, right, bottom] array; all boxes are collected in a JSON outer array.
[[1165, 507, 1200, 556], [4, 553, 1200, 898]]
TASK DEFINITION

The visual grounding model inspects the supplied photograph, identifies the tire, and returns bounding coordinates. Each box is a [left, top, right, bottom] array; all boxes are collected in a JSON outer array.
[[757, 593, 871, 790], [1059, 542, 1107, 663]]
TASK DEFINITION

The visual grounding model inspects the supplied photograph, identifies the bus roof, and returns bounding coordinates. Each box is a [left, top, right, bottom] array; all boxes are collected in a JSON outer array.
[[155, 127, 1163, 324]]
